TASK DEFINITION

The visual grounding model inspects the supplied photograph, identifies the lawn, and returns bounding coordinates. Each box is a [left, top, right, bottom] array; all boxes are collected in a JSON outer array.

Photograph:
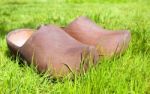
[[0, 0, 150, 93]]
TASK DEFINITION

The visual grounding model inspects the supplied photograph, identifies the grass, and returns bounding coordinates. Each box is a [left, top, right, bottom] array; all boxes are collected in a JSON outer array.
[[0, 0, 150, 93]]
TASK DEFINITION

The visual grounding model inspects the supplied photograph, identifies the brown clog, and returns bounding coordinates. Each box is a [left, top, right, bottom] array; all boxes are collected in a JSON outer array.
[[6, 25, 99, 77], [63, 16, 131, 57]]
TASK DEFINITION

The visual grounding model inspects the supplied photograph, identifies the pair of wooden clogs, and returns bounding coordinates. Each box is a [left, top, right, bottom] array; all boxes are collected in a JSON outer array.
[[6, 16, 131, 77]]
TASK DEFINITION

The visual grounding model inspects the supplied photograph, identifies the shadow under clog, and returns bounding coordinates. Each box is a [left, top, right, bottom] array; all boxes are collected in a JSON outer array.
[[6, 25, 99, 77], [63, 16, 131, 57]]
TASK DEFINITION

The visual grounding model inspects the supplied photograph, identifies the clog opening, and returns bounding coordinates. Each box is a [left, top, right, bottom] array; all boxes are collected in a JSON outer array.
[[8, 29, 33, 47]]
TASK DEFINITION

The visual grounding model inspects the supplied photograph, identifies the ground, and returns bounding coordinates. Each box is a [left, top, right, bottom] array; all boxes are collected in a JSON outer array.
[[0, 0, 150, 94]]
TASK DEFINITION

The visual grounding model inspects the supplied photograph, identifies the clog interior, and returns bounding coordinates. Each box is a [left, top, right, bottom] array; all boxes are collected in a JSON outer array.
[[8, 30, 33, 47]]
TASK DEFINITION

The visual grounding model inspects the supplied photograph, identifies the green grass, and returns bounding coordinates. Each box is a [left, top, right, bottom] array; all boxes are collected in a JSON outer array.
[[0, 0, 150, 93]]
